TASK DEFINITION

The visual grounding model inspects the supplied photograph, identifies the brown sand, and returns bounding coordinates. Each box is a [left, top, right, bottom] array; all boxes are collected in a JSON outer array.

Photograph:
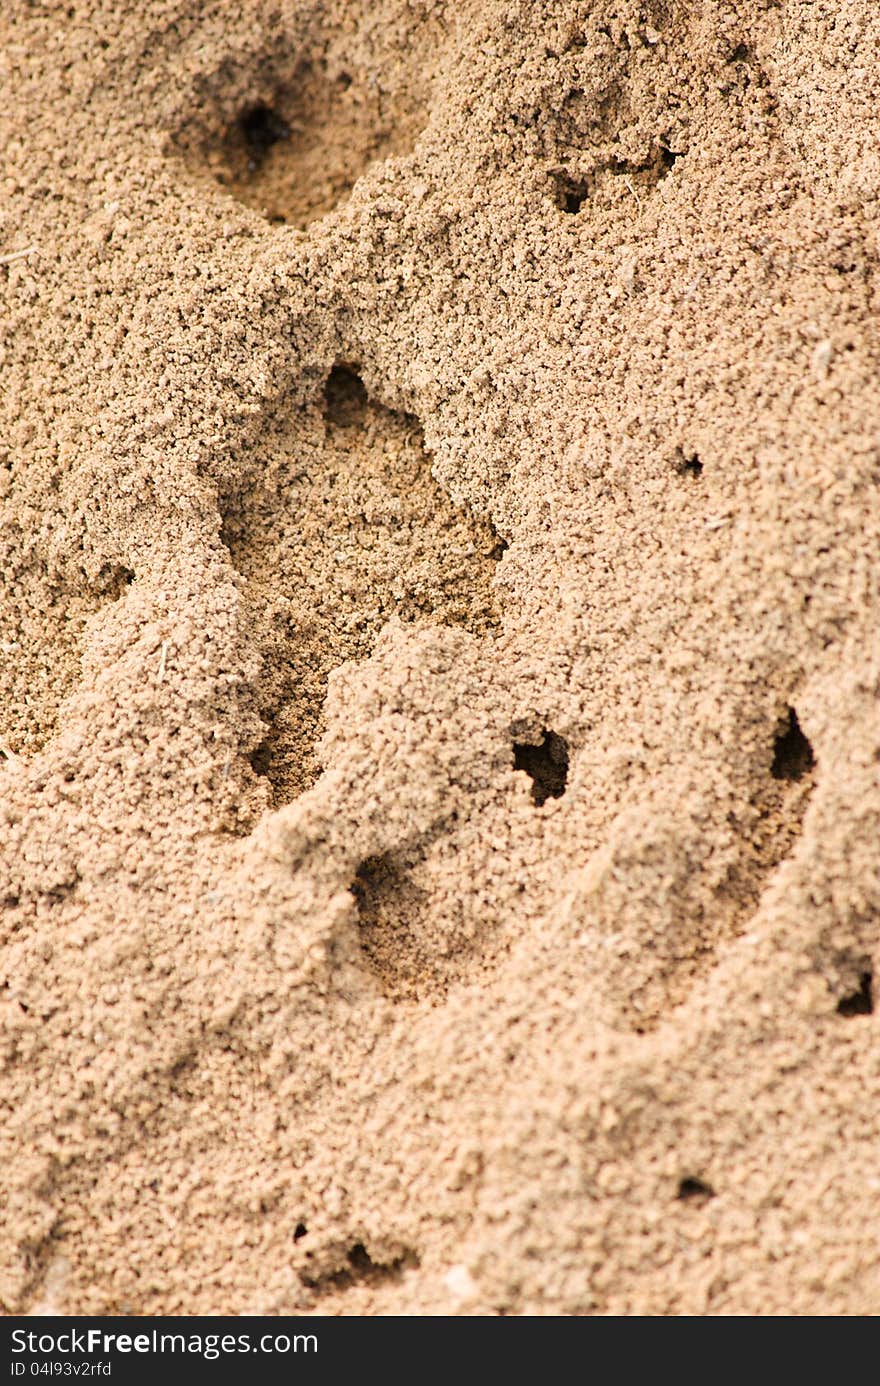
[[1, 0, 879, 1316]]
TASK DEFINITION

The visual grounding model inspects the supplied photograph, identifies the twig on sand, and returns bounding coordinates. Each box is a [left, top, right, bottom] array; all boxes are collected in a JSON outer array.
[[0, 246, 37, 267], [623, 176, 642, 213]]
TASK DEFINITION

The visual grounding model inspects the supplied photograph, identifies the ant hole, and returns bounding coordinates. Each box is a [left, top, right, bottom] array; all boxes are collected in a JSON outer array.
[[659, 145, 679, 175], [677, 1176, 714, 1204], [554, 174, 588, 214], [490, 533, 509, 560], [771, 707, 815, 782], [675, 449, 702, 477], [323, 364, 368, 427], [837, 971, 873, 1018], [513, 730, 569, 806], [238, 103, 291, 168], [249, 742, 272, 778]]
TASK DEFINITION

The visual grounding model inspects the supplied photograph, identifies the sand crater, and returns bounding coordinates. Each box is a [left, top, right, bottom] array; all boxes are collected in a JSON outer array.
[[220, 366, 503, 805], [171, 48, 426, 228]]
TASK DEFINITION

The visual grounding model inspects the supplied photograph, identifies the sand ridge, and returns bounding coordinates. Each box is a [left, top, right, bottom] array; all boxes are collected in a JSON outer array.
[[1, 0, 879, 1314]]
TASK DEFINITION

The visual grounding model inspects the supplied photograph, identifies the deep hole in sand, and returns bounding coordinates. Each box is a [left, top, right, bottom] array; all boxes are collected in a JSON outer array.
[[236, 102, 291, 168], [513, 730, 569, 806], [771, 707, 815, 782], [658, 144, 679, 175], [677, 1177, 715, 1204], [556, 175, 588, 213], [248, 741, 272, 778], [322, 363, 368, 427], [837, 971, 874, 1017], [676, 449, 703, 477]]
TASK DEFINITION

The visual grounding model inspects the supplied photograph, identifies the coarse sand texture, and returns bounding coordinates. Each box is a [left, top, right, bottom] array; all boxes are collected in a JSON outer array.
[[2, 0, 880, 1315]]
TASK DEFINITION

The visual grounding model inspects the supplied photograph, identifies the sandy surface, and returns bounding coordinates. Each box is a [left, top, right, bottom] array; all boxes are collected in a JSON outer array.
[[1, 0, 879, 1315]]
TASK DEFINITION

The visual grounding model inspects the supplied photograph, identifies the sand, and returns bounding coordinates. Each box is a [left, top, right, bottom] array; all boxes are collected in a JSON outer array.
[[1, 0, 879, 1316]]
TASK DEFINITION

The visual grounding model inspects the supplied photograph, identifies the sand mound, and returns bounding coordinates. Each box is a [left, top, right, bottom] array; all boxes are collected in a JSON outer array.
[[2, 0, 879, 1315]]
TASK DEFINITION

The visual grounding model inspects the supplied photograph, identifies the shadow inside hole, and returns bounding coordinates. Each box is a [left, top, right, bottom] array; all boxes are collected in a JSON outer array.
[[248, 741, 273, 778], [554, 174, 588, 213], [675, 449, 703, 477], [658, 144, 679, 175], [514, 730, 569, 806], [771, 707, 815, 782], [323, 363, 369, 428], [238, 102, 291, 170], [677, 1176, 715, 1204], [837, 971, 873, 1017], [301, 1241, 419, 1292]]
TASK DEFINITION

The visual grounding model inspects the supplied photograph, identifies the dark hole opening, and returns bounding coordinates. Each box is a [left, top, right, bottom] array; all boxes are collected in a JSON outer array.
[[323, 364, 368, 427], [555, 175, 588, 214], [489, 531, 509, 560], [676, 450, 702, 477], [249, 741, 272, 778], [771, 707, 815, 782], [95, 563, 134, 599], [347, 1243, 373, 1273], [837, 971, 874, 1018], [677, 1176, 714, 1203], [659, 145, 679, 175], [514, 730, 569, 806], [294, 1222, 308, 1242], [238, 103, 291, 166]]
